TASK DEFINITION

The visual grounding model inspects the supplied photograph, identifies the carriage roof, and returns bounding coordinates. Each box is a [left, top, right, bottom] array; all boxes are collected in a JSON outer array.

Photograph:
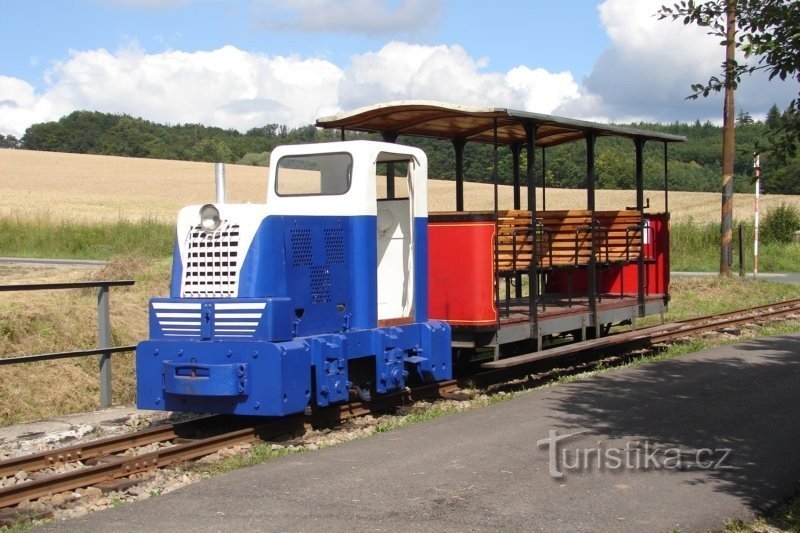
[[316, 101, 686, 148]]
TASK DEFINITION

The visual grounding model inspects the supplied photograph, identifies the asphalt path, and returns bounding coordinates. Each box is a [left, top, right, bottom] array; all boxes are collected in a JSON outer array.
[[39, 333, 800, 532]]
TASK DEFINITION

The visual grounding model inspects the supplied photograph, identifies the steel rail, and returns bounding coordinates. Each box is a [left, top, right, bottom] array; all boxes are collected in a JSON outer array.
[[2, 297, 800, 510], [0, 416, 224, 478], [671, 297, 800, 326], [653, 302, 800, 343], [0, 426, 261, 508], [0, 385, 463, 509]]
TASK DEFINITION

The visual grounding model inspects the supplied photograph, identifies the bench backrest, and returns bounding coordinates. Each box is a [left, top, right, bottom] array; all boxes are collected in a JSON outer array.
[[495, 209, 643, 273]]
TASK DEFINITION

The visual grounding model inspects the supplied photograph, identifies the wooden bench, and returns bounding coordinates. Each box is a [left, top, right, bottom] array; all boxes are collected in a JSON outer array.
[[496, 210, 593, 272], [496, 209, 644, 273], [594, 210, 643, 264]]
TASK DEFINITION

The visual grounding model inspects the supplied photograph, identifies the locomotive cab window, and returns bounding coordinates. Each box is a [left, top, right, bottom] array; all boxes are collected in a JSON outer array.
[[275, 152, 352, 196], [376, 160, 410, 201]]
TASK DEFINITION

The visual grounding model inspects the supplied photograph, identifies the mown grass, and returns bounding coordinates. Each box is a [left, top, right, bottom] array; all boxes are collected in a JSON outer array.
[[0, 215, 173, 260]]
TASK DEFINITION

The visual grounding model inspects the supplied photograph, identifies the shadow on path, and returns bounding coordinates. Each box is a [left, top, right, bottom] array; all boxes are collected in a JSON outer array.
[[543, 334, 800, 513]]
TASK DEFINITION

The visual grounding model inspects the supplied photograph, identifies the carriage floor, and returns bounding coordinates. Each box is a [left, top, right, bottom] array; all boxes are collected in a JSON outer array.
[[496, 293, 666, 326]]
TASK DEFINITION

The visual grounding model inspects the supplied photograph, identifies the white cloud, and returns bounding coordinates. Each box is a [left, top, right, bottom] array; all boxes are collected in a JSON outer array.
[[339, 41, 580, 114], [0, 42, 586, 137], [558, 0, 797, 123], [0, 45, 343, 137], [255, 0, 441, 36], [0, 76, 59, 137]]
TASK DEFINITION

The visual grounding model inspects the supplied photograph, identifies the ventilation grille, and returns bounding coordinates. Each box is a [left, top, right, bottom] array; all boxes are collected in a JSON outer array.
[[181, 222, 240, 298], [291, 228, 313, 267], [153, 301, 202, 337], [152, 301, 267, 339], [324, 228, 345, 264], [213, 301, 266, 338], [310, 266, 331, 303]]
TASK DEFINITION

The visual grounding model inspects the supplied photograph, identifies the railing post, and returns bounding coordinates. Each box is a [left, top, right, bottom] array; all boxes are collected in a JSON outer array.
[[97, 285, 112, 408]]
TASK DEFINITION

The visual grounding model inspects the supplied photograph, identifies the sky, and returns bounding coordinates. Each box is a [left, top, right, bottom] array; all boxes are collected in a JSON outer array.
[[0, 0, 796, 138]]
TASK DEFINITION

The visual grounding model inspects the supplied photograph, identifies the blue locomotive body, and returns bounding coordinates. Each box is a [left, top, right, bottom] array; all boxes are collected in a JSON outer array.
[[136, 141, 452, 416]]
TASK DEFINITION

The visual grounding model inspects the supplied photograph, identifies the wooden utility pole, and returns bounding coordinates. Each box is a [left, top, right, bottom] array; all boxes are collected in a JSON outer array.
[[720, 0, 736, 276]]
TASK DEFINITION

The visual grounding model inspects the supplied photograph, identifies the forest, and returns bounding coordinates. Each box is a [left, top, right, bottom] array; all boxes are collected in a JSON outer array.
[[7, 107, 800, 194]]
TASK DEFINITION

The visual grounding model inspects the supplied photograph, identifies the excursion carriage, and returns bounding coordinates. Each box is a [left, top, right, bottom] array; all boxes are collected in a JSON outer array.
[[316, 102, 683, 368]]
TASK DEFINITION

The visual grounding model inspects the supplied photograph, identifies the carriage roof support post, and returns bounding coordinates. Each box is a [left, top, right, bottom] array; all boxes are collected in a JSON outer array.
[[453, 137, 466, 212], [381, 131, 399, 199], [586, 131, 598, 337], [511, 143, 522, 210], [663, 142, 669, 215], [510, 143, 523, 298], [635, 137, 646, 316], [492, 119, 501, 360], [541, 147, 547, 211], [524, 121, 540, 347]]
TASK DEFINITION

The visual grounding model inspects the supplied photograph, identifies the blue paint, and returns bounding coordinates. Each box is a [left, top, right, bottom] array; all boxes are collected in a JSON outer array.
[[168, 232, 182, 298], [163, 361, 249, 397], [237, 216, 287, 298], [413, 216, 429, 322], [137, 339, 311, 416], [347, 216, 378, 330], [136, 320, 451, 416]]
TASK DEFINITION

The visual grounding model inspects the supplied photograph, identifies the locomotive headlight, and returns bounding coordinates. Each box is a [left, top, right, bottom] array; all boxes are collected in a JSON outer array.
[[199, 204, 221, 232]]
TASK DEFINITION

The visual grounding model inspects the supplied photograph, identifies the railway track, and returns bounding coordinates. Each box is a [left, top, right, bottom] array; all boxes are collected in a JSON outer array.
[[2, 297, 800, 516]]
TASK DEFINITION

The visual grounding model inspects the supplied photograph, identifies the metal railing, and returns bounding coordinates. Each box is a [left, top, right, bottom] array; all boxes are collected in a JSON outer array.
[[0, 280, 136, 408]]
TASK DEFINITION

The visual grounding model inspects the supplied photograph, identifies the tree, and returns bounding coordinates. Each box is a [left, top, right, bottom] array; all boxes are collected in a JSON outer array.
[[660, 0, 739, 275], [0, 134, 20, 148], [187, 138, 235, 163], [735, 110, 754, 125], [659, 0, 800, 162], [765, 103, 782, 128], [102, 116, 157, 157]]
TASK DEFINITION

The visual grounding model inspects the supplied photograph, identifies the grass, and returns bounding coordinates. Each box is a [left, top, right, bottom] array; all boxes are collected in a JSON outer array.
[[672, 218, 800, 272], [0, 257, 170, 425], [5, 212, 800, 272], [663, 276, 800, 322], [0, 215, 173, 260], [194, 444, 307, 477], [722, 492, 800, 531]]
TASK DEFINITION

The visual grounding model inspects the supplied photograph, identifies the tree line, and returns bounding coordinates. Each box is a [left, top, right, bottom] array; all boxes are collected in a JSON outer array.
[[9, 107, 800, 194]]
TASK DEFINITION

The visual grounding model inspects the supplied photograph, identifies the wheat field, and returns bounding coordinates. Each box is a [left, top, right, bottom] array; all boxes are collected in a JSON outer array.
[[3, 148, 798, 223]]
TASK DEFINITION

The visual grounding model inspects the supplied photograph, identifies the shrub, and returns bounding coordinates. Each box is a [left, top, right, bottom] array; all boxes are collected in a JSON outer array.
[[761, 203, 800, 244], [238, 151, 270, 166]]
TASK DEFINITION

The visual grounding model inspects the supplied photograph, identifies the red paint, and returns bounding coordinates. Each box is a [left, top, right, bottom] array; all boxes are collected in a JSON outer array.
[[428, 220, 497, 325], [545, 213, 670, 297]]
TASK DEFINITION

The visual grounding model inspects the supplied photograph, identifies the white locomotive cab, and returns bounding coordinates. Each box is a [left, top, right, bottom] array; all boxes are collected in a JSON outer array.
[[266, 141, 427, 323]]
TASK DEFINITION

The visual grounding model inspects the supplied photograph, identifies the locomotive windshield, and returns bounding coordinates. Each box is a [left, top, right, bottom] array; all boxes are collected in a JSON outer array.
[[275, 152, 352, 196]]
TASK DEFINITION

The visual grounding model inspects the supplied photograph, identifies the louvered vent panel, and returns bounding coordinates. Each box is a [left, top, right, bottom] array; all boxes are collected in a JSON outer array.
[[181, 222, 240, 298]]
